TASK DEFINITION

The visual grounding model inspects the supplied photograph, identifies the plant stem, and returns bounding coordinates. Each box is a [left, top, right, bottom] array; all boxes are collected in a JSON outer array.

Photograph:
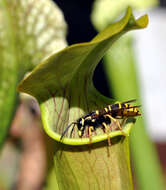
[[103, 35, 165, 190]]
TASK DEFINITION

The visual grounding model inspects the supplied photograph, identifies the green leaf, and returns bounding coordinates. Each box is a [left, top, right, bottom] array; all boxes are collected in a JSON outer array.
[[91, 0, 158, 31], [18, 7, 148, 145], [0, 0, 67, 149]]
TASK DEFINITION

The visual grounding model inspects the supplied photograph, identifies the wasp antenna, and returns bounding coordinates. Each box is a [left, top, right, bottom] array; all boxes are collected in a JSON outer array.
[[70, 124, 76, 138], [60, 122, 77, 140]]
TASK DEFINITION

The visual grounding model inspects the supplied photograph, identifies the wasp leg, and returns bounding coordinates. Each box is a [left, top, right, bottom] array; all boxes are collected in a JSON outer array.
[[88, 126, 94, 144], [105, 114, 127, 137], [102, 122, 111, 146], [121, 118, 127, 128], [84, 126, 89, 138], [119, 118, 127, 136], [105, 114, 122, 130]]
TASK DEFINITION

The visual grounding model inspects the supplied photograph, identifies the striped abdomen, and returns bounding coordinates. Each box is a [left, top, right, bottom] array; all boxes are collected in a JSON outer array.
[[105, 102, 141, 118]]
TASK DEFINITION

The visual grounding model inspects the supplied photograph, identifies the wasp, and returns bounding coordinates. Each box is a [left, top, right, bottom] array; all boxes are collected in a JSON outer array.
[[60, 100, 141, 144]]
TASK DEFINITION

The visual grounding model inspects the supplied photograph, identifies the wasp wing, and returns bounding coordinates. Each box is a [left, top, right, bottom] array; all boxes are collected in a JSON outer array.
[[121, 99, 137, 104]]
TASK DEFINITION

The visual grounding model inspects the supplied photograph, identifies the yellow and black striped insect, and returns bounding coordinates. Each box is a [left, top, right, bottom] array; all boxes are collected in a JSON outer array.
[[60, 100, 141, 144]]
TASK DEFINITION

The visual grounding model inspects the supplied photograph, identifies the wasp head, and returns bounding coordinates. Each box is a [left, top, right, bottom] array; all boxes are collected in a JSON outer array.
[[77, 118, 85, 137]]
